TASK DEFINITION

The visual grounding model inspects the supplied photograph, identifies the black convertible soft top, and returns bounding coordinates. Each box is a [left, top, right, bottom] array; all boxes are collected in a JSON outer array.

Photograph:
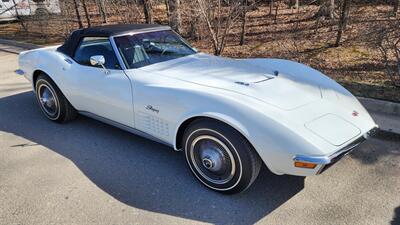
[[57, 24, 168, 57]]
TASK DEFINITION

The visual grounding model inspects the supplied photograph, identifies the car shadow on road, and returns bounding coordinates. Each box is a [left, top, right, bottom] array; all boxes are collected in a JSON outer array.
[[392, 206, 400, 225], [0, 91, 304, 224]]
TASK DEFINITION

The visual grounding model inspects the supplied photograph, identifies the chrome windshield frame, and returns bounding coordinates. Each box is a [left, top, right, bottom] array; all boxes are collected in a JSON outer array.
[[109, 27, 197, 70]]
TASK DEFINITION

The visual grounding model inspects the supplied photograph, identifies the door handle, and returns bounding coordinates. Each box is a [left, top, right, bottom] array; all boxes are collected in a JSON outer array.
[[63, 58, 73, 71], [64, 58, 73, 64]]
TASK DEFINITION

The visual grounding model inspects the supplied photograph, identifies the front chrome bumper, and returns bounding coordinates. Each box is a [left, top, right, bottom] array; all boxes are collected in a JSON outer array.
[[293, 126, 379, 174]]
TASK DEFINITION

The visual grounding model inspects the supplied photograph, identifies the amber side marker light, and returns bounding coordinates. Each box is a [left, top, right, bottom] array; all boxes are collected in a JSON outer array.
[[294, 161, 317, 169]]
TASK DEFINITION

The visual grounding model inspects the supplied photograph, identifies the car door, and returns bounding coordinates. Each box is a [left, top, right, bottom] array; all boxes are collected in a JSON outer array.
[[62, 37, 134, 127], [112, 30, 197, 142]]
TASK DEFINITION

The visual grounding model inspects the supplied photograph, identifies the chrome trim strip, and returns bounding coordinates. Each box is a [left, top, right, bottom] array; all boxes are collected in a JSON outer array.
[[109, 36, 127, 70], [111, 26, 171, 38], [109, 27, 171, 70], [15, 69, 25, 75], [293, 131, 370, 165], [293, 155, 330, 164], [78, 111, 173, 147], [328, 136, 366, 159]]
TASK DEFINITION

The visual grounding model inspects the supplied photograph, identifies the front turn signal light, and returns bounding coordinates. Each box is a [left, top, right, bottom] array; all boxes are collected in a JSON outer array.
[[294, 161, 317, 169]]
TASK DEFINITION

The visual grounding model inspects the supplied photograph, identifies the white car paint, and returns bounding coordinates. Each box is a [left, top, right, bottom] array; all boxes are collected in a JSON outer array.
[[18, 32, 378, 177]]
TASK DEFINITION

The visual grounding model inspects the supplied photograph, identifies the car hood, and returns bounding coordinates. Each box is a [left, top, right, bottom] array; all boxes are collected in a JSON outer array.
[[139, 53, 321, 110]]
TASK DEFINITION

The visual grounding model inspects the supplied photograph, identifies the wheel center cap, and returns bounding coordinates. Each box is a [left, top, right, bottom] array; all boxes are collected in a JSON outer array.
[[202, 158, 214, 169], [41, 97, 48, 104]]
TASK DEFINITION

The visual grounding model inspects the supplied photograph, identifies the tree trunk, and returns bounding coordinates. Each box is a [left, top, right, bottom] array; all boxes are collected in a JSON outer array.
[[189, 17, 199, 40], [168, 0, 181, 33], [165, 0, 170, 20], [189, 1, 200, 40], [96, 0, 107, 23], [239, 0, 248, 45], [142, 0, 153, 24], [73, 0, 83, 28], [329, 0, 335, 19], [269, 0, 274, 15], [334, 0, 349, 47], [81, 0, 91, 27]]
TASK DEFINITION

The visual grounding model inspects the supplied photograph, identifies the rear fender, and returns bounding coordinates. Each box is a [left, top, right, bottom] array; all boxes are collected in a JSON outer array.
[[30, 50, 72, 92]]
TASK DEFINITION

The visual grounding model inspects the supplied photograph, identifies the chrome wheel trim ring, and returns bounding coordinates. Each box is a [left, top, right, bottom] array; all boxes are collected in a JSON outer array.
[[38, 84, 58, 116], [190, 135, 236, 185], [185, 128, 243, 191], [36, 80, 61, 120]]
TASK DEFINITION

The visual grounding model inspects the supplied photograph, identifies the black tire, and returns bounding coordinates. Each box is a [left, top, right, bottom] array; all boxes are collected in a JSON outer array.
[[183, 118, 261, 194], [35, 74, 77, 123]]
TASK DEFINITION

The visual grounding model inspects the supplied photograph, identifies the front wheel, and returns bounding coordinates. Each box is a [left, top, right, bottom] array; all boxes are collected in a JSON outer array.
[[183, 118, 261, 194]]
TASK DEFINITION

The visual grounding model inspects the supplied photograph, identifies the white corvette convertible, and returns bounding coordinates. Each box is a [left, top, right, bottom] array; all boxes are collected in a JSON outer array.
[[17, 24, 378, 193]]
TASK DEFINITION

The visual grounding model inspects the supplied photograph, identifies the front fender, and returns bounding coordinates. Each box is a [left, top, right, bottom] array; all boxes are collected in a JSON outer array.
[[166, 86, 322, 176], [173, 112, 251, 150]]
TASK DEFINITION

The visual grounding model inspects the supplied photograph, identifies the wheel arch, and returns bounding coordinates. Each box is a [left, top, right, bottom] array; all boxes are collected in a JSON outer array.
[[32, 68, 60, 91], [32, 69, 45, 88], [31, 69, 75, 109], [174, 113, 251, 151]]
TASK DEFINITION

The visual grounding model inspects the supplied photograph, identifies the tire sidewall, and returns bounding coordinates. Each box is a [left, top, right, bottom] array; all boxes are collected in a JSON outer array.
[[35, 77, 62, 121], [184, 126, 245, 192]]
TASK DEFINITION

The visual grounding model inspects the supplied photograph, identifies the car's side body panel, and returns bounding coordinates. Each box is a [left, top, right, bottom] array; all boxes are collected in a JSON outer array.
[[19, 46, 135, 127], [59, 62, 134, 127]]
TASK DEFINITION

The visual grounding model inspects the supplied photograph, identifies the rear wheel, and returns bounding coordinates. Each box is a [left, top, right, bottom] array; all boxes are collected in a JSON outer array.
[[35, 74, 77, 123], [183, 118, 261, 194]]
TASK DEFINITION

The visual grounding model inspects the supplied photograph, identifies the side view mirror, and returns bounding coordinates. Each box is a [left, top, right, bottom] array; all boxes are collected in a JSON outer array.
[[90, 55, 109, 74]]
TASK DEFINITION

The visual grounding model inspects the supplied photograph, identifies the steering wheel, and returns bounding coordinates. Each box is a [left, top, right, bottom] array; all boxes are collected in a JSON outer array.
[[161, 47, 172, 56]]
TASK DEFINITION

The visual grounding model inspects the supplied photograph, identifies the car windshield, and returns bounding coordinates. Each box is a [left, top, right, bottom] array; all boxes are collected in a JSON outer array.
[[114, 30, 197, 69]]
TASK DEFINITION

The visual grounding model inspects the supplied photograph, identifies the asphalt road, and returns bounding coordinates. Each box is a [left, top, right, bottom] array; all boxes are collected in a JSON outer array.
[[0, 50, 399, 225]]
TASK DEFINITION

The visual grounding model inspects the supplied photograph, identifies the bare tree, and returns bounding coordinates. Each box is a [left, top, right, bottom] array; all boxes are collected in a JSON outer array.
[[168, 0, 181, 33], [334, 0, 350, 47], [165, 0, 170, 20], [373, 22, 400, 87], [185, 1, 201, 40], [96, 0, 107, 23], [73, 0, 83, 28], [196, 0, 243, 55], [269, 0, 274, 15], [81, 0, 91, 27], [329, 0, 335, 19], [11, 0, 27, 32], [142, 0, 153, 23]]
